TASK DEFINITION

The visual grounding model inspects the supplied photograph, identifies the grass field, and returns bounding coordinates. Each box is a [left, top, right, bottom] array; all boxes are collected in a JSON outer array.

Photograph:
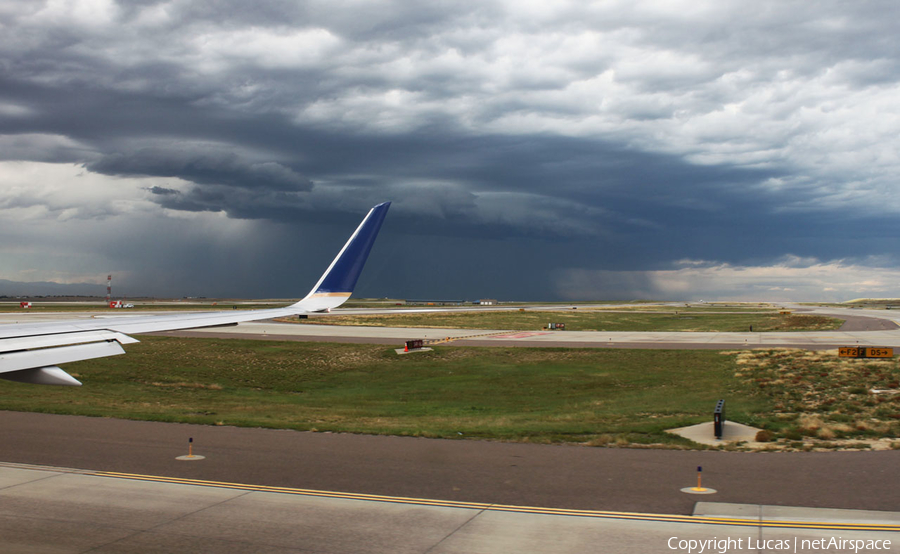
[[290, 310, 843, 332], [4, 338, 895, 450], [0, 336, 770, 447]]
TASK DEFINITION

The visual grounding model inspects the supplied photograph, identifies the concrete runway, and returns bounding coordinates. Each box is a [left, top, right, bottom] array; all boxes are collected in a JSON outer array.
[[3, 463, 900, 554]]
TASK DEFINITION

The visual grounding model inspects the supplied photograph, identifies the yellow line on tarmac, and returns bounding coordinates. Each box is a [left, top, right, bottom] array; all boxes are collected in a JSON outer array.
[[95, 471, 490, 509], [94, 471, 900, 532], [423, 330, 510, 345]]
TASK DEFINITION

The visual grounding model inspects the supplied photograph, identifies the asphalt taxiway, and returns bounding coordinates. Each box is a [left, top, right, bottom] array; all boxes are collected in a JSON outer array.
[[2, 411, 900, 515]]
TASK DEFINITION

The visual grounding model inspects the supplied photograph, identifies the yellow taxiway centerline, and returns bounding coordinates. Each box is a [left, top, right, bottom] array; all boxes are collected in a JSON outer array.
[[94, 470, 900, 532]]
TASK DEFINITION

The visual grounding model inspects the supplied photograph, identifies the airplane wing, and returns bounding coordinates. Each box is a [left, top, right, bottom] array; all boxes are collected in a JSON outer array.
[[0, 202, 391, 386]]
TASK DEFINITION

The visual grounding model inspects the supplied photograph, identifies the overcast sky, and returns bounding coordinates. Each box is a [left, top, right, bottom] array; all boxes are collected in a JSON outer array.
[[1, 0, 899, 301]]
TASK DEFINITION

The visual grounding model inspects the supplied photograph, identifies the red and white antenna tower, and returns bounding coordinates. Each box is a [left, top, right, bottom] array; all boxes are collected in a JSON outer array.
[[106, 274, 111, 304]]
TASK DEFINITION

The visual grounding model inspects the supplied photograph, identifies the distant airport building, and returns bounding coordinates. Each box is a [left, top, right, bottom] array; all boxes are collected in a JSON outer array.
[[404, 298, 500, 306]]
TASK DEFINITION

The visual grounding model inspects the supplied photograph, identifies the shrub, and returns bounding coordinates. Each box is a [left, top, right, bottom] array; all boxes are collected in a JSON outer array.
[[755, 429, 773, 442]]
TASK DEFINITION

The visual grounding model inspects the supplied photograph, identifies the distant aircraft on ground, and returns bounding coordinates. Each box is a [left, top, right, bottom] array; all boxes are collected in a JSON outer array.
[[0, 202, 391, 386]]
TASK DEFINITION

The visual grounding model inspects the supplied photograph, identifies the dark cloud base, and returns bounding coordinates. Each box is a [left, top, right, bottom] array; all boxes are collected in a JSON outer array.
[[2, 1, 899, 300]]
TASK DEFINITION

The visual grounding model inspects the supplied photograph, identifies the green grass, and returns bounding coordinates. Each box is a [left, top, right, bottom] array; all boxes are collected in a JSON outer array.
[[0, 337, 772, 446], [289, 310, 842, 332]]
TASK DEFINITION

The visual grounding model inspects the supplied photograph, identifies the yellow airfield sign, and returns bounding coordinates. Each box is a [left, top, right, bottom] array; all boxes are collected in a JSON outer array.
[[839, 347, 894, 358]]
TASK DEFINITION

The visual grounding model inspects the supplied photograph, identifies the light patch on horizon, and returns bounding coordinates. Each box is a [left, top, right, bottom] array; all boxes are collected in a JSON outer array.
[[0, 161, 154, 221], [557, 259, 900, 302], [0, 161, 267, 293]]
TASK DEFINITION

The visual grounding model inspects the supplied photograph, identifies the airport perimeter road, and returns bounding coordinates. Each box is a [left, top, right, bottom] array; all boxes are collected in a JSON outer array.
[[3, 464, 899, 554], [2, 411, 900, 516]]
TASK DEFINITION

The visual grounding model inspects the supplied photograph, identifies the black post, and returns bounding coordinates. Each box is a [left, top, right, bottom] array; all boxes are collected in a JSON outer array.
[[713, 400, 725, 439]]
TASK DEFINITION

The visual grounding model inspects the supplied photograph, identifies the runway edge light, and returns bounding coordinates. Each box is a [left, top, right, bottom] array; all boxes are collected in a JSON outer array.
[[681, 465, 716, 495], [176, 436, 205, 461]]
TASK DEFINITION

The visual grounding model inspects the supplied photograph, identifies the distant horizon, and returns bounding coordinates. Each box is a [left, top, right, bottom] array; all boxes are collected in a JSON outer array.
[[3, 285, 899, 306]]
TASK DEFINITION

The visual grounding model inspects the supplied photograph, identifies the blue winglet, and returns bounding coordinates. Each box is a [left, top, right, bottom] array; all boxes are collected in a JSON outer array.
[[294, 202, 390, 311]]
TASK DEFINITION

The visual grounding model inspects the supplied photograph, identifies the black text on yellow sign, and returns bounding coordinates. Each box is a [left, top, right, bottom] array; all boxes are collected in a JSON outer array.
[[839, 347, 894, 358], [839, 347, 862, 357]]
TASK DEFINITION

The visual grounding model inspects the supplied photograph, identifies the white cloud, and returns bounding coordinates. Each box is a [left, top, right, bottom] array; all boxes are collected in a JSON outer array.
[[190, 27, 342, 72], [0, 161, 159, 220], [33, 0, 119, 28]]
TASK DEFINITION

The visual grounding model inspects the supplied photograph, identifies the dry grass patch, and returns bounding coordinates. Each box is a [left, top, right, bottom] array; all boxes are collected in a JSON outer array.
[[723, 348, 900, 448]]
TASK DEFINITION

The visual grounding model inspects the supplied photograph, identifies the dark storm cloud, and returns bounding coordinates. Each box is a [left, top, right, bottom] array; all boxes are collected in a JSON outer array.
[[1, 1, 900, 299], [144, 185, 179, 195], [88, 147, 312, 192]]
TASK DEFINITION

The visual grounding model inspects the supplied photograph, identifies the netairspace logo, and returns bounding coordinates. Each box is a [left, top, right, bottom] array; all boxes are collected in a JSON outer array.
[[667, 536, 891, 553]]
